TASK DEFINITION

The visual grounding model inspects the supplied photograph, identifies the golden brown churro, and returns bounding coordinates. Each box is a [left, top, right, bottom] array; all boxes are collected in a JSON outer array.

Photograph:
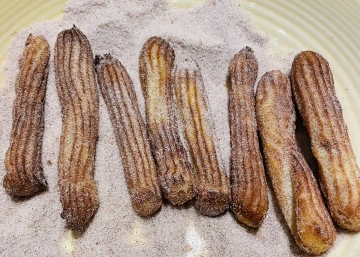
[[54, 26, 99, 230], [3, 35, 50, 197], [174, 61, 230, 216], [228, 47, 268, 227], [291, 51, 360, 231], [256, 71, 335, 255], [95, 54, 162, 216], [139, 37, 195, 205]]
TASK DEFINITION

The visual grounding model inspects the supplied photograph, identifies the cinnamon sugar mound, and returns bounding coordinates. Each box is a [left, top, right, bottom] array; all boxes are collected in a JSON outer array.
[[0, 0, 343, 256]]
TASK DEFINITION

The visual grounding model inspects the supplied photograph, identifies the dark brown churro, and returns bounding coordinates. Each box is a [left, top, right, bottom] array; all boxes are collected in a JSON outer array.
[[228, 47, 268, 227], [256, 70, 335, 255], [139, 37, 195, 205], [54, 26, 99, 230], [291, 51, 360, 231], [4, 34, 50, 197], [95, 54, 162, 216], [174, 61, 230, 216]]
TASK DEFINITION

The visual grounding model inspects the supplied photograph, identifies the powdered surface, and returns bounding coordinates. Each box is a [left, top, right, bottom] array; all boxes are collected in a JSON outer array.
[[0, 0, 348, 256]]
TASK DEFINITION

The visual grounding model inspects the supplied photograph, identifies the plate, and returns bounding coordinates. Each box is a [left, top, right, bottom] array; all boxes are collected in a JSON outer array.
[[0, 1, 359, 256]]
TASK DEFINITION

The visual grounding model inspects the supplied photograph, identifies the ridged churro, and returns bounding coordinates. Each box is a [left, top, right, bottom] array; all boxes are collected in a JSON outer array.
[[95, 54, 162, 216], [256, 71, 335, 255], [291, 51, 360, 231], [3, 35, 50, 197], [228, 47, 268, 227], [139, 37, 195, 205], [174, 61, 230, 216], [54, 26, 99, 231]]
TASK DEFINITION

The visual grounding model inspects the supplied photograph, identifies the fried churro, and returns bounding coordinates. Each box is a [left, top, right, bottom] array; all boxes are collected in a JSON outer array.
[[174, 61, 230, 216], [291, 51, 360, 231], [54, 26, 99, 230], [95, 54, 162, 216], [3, 35, 50, 197], [139, 37, 194, 205], [228, 47, 268, 227], [256, 71, 335, 255]]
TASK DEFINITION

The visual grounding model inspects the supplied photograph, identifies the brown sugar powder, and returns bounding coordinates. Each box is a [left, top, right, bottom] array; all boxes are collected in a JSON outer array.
[[0, 0, 348, 256]]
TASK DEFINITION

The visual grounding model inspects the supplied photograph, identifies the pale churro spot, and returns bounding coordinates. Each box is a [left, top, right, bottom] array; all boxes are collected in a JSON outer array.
[[59, 230, 76, 256], [186, 223, 206, 257], [129, 221, 148, 245]]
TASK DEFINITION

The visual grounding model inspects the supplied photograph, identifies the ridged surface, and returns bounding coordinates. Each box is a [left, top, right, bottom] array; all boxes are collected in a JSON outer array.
[[1, 0, 360, 255], [291, 51, 360, 231], [228, 47, 268, 227], [139, 37, 195, 205], [54, 26, 99, 231], [3, 35, 50, 197], [95, 54, 162, 216], [174, 62, 230, 216], [256, 71, 336, 255]]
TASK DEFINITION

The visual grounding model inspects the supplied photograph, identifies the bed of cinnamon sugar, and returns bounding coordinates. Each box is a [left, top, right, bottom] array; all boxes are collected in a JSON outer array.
[[0, 0, 349, 256]]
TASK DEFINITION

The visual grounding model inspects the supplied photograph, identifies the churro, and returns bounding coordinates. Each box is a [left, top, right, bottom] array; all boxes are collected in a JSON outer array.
[[54, 26, 99, 230], [228, 47, 268, 227], [96, 54, 162, 216], [291, 51, 360, 231], [139, 37, 195, 205], [4, 35, 50, 197], [256, 70, 335, 255], [174, 61, 230, 216]]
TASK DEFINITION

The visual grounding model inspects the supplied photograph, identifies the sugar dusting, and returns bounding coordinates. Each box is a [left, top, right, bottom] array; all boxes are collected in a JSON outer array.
[[0, 0, 347, 256]]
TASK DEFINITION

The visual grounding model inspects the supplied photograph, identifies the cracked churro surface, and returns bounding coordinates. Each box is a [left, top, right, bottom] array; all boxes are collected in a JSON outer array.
[[54, 26, 99, 231], [228, 47, 268, 227], [256, 70, 336, 255], [174, 61, 230, 216], [96, 54, 162, 216], [139, 37, 195, 205], [291, 51, 360, 231], [3, 34, 50, 197]]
